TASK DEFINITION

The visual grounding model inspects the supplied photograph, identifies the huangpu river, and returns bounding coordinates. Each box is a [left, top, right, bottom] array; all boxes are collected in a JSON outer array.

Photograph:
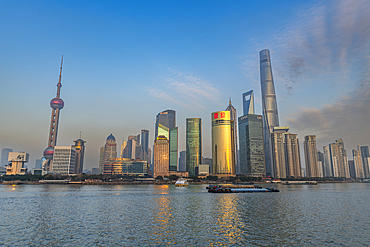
[[1, 183, 369, 246]]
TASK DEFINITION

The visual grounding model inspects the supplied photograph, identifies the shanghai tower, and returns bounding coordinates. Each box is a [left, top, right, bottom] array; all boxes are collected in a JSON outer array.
[[260, 49, 279, 177]]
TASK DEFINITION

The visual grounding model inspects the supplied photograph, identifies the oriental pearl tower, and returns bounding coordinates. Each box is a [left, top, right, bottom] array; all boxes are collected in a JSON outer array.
[[43, 56, 64, 171]]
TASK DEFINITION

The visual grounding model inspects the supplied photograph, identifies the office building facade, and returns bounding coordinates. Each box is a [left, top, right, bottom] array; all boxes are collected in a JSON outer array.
[[52, 146, 76, 175], [353, 149, 364, 179], [155, 110, 176, 140], [179, 151, 186, 172], [186, 118, 202, 176], [211, 111, 235, 175], [238, 114, 265, 177], [73, 138, 86, 174], [169, 127, 178, 171], [153, 136, 170, 178], [226, 100, 239, 174]]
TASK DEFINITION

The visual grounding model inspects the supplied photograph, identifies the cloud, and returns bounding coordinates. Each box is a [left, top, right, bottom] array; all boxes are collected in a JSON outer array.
[[281, 0, 370, 149], [147, 69, 221, 109]]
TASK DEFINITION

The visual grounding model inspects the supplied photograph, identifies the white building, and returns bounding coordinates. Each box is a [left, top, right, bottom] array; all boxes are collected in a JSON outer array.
[[52, 146, 76, 175], [6, 152, 29, 175]]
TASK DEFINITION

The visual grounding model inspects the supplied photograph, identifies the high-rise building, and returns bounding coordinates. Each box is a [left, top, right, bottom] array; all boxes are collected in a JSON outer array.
[[323, 146, 333, 177], [211, 111, 235, 175], [304, 135, 319, 178], [179, 151, 186, 172], [353, 148, 364, 179], [52, 146, 76, 175], [285, 133, 301, 178], [243, 90, 254, 115], [73, 138, 86, 174], [1, 148, 13, 167], [360, 146, 369, 178], [169, 127, 178, 171], [317, 150, 325, 178], [271, 132, 286, 178], [329, 139, 350, 178], [186, 118, 202, 176], [155, 110, 176, 140], [348, 160, 356, 178], [141, 129, 149, 155], [270, 126, 289, 178], [260, 49, 280, 177], [139, 129, 151, 166], [153, 136, 169, 178], [99, 134, 117, 174], [226, 100, 239, 174], [238, 114, 265, 177], [43, 57, 65, 171]]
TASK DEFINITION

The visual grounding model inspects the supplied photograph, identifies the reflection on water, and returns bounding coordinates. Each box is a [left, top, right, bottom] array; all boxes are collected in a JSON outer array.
[[0, 183, 369, 246]]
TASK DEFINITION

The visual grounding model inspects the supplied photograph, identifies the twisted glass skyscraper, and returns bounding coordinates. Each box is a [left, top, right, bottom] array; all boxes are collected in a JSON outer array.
[[260, 49, 279, 177]]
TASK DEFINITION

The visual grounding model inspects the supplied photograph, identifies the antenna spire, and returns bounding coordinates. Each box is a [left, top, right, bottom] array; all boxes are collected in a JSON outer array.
[[56, 55, 63, 98], [79, 131, 82, 139]]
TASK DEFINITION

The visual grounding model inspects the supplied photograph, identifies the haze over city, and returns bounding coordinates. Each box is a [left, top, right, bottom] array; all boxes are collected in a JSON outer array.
[[1, 0, 369, 170]]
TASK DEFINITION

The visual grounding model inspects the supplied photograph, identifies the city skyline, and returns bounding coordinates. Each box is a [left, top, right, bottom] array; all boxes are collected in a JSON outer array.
[[1, 0, 370, 170]]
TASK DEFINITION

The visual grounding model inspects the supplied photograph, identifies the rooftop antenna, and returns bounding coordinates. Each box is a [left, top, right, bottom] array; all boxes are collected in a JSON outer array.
[[79, 131, 82, 139], [56, 55, 63, 98]]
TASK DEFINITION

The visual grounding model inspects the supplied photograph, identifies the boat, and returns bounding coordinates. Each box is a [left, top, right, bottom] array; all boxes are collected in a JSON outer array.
[[206, 184, 279, 193], [282, 181, 317, 185], [175, 178, 188, 187]]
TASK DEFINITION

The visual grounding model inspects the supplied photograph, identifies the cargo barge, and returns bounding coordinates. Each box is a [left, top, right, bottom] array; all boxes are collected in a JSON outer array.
[[206, 184, 279, 193]]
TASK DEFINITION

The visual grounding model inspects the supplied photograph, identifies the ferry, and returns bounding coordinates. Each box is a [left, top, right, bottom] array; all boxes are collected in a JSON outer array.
[[206, 184, 279, 193], [175, 178, 188, 187]]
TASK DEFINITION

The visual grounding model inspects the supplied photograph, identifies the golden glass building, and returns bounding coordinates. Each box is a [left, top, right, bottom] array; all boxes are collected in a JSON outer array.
[[211, 111, 235, 174]]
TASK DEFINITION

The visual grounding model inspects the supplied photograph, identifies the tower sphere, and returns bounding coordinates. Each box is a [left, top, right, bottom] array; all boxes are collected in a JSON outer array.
[[50, 97, 64, 109], [44, 146, 54, 160]]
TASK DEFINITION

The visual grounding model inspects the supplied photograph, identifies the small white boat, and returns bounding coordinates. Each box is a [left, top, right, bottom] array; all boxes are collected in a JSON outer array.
[[175, 178, 188, 187]]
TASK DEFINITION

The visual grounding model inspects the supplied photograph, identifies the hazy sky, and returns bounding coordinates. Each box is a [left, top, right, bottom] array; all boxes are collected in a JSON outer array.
[[1, 0, 369, 170]]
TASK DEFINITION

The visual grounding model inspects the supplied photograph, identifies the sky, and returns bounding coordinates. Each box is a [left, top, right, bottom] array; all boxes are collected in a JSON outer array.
[[1, 0, 369, 170]]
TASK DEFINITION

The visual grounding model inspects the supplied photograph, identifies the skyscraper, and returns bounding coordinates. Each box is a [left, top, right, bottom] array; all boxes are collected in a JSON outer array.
[[186, 118, 202, 176], [141, 130, 149, 156], [140, 129, 151, 166], [179, 151, 186, 172], [317, 150, 325, 178], [73, 137, 86, 174], [260, 49, 280, 177], [360, 146, 369, 178], [1, 148, 13, 167], [323, 146, 333, 177], [329, 139, 350, 178], [243, 90, 254, 115], [153, 136, 169, 178], [304, 135, 319, 178], [43, 57, 65, 171], [155, 110, 176, 140], [353, 148, 364, 179], [285, 133, 301, 178], [226, 100, 239, 174], [211, 111, 235, 175], [99, 134, 117, 174], [238, 114, 265, 177], [271, 131, 286, 178], [169, 127, 178, 171]]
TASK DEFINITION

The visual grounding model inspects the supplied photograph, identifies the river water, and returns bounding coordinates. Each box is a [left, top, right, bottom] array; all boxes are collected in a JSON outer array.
[[0, 183, 369, 246]]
